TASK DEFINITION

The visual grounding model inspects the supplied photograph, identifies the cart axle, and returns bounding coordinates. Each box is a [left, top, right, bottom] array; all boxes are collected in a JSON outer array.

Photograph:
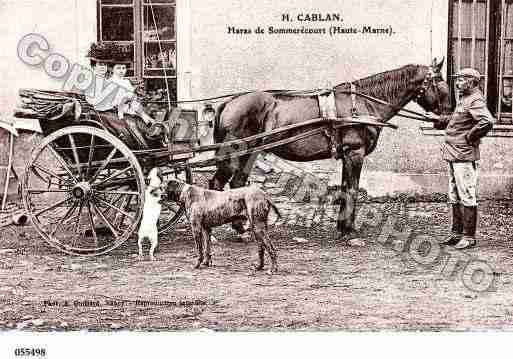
[[72, 182, 92, 200]]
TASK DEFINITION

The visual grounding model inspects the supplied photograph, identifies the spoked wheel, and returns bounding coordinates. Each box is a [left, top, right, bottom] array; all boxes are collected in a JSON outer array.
[[22, 126, 144, 256]]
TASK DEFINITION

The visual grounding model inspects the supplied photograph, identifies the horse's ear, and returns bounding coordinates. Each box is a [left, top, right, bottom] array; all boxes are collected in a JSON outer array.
[[432, 57, 445, 71]]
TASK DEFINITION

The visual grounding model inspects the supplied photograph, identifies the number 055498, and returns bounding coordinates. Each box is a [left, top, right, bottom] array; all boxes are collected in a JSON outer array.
[[14, 348, 46, 356]]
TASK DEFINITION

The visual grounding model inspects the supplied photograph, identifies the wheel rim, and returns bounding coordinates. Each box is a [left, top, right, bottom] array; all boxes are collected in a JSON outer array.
[[22, 126, 144, 256]]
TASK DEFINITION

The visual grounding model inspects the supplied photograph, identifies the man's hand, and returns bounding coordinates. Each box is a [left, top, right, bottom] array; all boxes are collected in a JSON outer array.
[[425, 111, 451, 130]]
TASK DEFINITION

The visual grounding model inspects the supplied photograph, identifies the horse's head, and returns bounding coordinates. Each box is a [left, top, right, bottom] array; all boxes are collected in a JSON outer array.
[[414, 57, 451, 115]]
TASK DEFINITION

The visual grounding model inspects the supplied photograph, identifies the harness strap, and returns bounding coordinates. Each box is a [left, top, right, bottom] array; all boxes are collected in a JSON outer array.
[[350, 83, 358, 117], [317, 90, 337, 119], [336, 89, 433, 121], [317, 90, 341, 159], [180, 127, 326, 170]]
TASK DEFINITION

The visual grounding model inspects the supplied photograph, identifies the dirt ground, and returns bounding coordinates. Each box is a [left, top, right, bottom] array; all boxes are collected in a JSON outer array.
[[1, 199, 513, 331]]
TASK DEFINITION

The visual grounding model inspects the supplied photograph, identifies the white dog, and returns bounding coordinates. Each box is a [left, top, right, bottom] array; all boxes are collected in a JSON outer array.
[[138, 168, 163, 261]]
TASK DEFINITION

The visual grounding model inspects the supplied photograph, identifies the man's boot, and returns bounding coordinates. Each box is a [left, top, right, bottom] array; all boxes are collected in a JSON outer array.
[[454, 206, 477, 249], [440, 203, 463, 245]]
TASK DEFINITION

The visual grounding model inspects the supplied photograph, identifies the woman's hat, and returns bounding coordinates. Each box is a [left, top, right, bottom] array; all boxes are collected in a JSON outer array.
[[87, 42, 132, 64]]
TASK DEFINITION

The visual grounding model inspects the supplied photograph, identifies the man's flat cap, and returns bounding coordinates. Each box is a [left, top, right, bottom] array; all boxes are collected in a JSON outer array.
[[453, 68, 481, 78]]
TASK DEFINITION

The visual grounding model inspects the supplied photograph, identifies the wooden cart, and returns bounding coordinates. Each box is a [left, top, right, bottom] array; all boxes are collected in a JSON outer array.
[[16, 88, 395, 256]]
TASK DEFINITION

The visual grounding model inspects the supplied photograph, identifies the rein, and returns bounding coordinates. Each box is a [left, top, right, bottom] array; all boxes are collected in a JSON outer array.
[[143, 91, 254, 105], [145, 66, 441, 125], [144, 88, 337, 105], [146, 87, 434, 123], [334, 68, 443, 123], [337, 90, 434, 122]]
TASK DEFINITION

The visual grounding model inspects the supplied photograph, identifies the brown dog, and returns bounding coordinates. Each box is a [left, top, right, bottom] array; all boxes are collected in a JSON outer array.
[[166, 179, 280, 273]]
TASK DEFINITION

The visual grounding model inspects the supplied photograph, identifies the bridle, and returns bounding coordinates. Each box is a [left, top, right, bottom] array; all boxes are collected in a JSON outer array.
[[413, 67, 445, 115], [331, 65, 447, 123]]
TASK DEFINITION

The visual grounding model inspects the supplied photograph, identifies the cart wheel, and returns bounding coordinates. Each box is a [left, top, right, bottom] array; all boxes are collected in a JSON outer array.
[[22, 126, 144, 256], [157, 165, 191, 234]]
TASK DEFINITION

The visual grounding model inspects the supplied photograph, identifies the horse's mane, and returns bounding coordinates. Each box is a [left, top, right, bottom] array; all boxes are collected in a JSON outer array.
[[268, 64, 427, 102], [335, 64, 427, 101]]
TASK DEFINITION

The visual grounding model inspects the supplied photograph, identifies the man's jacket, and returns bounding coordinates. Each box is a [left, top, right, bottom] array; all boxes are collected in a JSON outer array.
[[434, 88, 494, 162]]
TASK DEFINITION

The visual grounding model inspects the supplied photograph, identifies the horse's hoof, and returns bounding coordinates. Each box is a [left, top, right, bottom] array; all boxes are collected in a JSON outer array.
[[193, 262, 202, 269], [337, 227, 354, 236], [347, 238, 366, 247], [337, 228, 359, 241], [266, 268, 277, 275]]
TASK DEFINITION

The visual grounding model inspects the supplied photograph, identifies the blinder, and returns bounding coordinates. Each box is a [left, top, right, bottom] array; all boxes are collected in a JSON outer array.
[[414, 67, 445, 114]]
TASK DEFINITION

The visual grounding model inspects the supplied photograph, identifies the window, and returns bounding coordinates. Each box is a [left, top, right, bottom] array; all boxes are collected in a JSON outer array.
[[448, 0, 513, 124], [98, 0, 177, 116]]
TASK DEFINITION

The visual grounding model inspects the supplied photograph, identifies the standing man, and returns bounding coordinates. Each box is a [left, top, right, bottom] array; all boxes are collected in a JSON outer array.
[[426, 68, 495, 249]]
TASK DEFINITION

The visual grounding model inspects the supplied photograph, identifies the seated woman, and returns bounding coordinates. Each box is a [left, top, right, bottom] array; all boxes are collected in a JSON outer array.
[[85, 42, 163, 149]]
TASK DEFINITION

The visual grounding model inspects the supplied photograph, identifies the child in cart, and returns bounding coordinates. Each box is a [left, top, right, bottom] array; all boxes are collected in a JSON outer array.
[[109, 55, 155, 125]]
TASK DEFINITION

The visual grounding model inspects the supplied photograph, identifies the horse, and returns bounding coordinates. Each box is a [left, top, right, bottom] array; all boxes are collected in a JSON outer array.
[[208, 58, 451, 238]]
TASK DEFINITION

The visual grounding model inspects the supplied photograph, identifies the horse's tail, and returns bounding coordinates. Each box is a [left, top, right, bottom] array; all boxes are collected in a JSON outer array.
[[213, 101, 228, 144]]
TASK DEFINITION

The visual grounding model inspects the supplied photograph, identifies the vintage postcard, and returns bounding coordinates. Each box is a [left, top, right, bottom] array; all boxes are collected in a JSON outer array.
[[0, 0, 512, 356]]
